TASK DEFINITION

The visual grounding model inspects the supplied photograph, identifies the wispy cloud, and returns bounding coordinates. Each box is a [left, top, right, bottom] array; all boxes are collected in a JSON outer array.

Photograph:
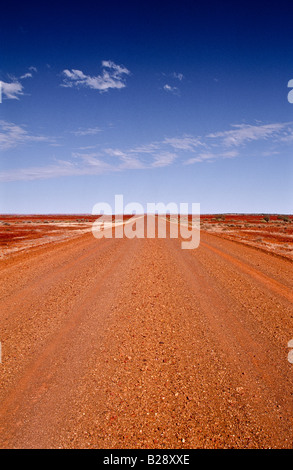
[[163, 136, 204, 151], [161, 71, 184, 94], [20, 67, 37, 79], [104, 148, 146, 169], [0, 120, 54, 150], [61, 60, 130, 92], [1, 121, 292, 181], [1, 67, 37, 99], [72, 152, 114, 169], [0, 163, 103, 182], [104, 148, 128, 158], [0, 155, 116, 182], [184, 150, 239, 165], [279, 127, 293, 143], [119, 155, 146, 170], [151, 151, 177, 167], [173, 72, 184, 81], [1, 81, 23, 100], [104, 146, 177, 169], [129, 143, 160, 154], [71, 127, 102, 136], [20, 72, 33, 79], [207, 123, 289, 147], [163, 84, 179, 95]]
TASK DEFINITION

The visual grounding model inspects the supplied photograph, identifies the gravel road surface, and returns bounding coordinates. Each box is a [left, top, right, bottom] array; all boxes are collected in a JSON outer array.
[[0, 216, 292, 448]]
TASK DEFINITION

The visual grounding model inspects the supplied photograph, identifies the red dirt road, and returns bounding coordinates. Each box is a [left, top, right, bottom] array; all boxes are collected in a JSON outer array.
[[0, 217, 293, 448]]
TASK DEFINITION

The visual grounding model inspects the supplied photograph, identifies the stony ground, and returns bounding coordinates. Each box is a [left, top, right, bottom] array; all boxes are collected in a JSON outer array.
[[0, 215, 292, 448]]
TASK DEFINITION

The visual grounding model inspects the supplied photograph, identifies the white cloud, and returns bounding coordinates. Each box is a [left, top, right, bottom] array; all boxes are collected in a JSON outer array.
[[185, 150, 239, 165], [61, 60, 130, 92], [0, 163, 103, 182], [173, 72, 184, 81], [0, 154, 115, 182], [20, 72, 33, 79], [279, 126, 293, 143], [72, 127, 102, 136], [104, 148, 127, 158], [101, 60, 130, 77], [163, 84, 179, 94], [1, 67, 37, 100], [151, 152, 177, 168], [105, 146, 176, 169], [0, 120, 53, 150], [129, 143, 160, 154], [221, 150, 239, 158], [104, 148, 145, 169], [118, 155, 146, 170], [1, 121, 292, 182], [163, 136, 204, 151], [207, 123, 288, 147], [1, 81, 23, 100], [76, 145, 99, 150], [72, 152, 113, 168]]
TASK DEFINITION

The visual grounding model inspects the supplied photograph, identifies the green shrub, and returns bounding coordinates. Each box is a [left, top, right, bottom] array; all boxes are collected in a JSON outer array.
[[277, 215, 289, 222]]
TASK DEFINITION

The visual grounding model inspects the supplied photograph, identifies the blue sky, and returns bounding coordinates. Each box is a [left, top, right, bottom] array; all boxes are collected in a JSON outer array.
[[0, 0, 292, 214]]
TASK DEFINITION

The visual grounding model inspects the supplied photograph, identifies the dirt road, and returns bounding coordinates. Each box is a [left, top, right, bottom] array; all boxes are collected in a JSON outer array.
[[0, 216, 293, 448]]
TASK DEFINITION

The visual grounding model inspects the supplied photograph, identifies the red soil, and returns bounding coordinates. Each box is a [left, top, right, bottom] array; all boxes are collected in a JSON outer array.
[[0, 216, 292, 448]]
